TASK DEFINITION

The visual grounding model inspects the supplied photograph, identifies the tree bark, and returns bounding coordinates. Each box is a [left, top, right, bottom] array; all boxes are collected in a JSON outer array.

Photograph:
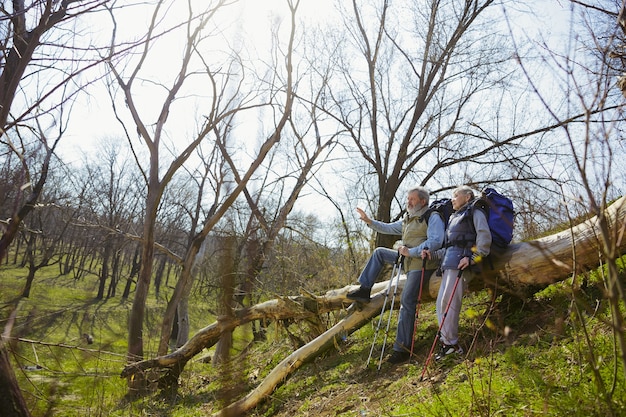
[[0, 345, 31, 417], [213, 236, 237, 365], [0, 302, 32, 417], [121, 195, 626, 413]]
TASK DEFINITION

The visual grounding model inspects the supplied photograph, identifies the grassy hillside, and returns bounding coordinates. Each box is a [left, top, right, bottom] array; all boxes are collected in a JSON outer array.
[[1, 261, 625, 416]]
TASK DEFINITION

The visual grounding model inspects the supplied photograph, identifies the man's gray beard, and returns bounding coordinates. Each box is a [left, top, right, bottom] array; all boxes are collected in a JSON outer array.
[[407, 205, 419, 217]]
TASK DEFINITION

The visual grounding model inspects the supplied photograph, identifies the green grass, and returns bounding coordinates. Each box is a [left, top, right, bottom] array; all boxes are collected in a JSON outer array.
[[2, 260, 626, 416]]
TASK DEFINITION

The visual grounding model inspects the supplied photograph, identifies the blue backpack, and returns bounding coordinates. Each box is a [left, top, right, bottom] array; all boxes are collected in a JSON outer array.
[[472, 187, 515, 250]]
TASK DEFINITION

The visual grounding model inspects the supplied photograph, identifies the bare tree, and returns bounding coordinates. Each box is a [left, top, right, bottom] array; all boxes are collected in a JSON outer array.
[[0, 1, 113, 415], [205, 99, 339, 360], [73, 139, 144, 299], [103, 0, 302, 392], [0, 0, 109, 259], [169, 146, 226, 351], [514, 0, 626, 400], [311, 0, 565, 249], [154, 0, 304, 361], [19, 185, 77, 298]]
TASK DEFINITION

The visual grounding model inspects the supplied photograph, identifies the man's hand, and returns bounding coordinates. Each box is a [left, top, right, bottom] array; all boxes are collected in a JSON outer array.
[[398, 245, 411, 257], [356, 207, 372, 224]]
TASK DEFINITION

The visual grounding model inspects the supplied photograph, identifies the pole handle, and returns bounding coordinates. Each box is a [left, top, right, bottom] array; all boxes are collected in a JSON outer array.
[[396, 252, 405, 266]]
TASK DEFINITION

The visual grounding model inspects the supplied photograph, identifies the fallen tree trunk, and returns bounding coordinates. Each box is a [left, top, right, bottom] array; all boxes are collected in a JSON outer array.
[[213, 296, 389, 416], [121, 196, 626, 413], [119, 294, 344, 382]]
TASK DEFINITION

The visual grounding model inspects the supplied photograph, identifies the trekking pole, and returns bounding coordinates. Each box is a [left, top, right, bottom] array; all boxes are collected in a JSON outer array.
[[376, 254, 405, 370], [366, 252, 402, 368], [419, 268, 463, 381], [410, 247, 428, 360]]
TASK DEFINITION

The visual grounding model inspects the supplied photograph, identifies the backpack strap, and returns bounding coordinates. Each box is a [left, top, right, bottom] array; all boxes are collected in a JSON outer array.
[[468, 197, 495, 269], [418, 208, 434, 224], [470, 197, 489, 219], [419, 198, 452, 227]]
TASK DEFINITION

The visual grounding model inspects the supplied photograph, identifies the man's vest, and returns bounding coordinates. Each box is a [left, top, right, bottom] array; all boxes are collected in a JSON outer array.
[[402, 210, 439, 271]]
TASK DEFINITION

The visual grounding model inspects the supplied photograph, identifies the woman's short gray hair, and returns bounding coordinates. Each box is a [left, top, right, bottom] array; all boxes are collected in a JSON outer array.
[[407, 186, 430, 204], [453, 185, 475, 200]]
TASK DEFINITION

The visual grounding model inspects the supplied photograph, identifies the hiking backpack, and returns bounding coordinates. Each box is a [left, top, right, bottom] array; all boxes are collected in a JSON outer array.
[[472, 187, 515, 250], [420, 198, 454, 229], [421, 189, 514, 250]]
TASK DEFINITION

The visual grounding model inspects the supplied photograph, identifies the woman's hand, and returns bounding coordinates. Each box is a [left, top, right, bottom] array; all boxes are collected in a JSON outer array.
[[458, 256, 471, 270]]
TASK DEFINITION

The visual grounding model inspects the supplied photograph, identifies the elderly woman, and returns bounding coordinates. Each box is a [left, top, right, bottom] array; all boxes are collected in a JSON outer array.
[[423, 185, 491, 360]]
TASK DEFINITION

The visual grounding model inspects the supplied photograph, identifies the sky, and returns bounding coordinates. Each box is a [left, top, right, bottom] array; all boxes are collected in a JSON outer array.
[[57, 0, 580, 209], [61, 0, 574, 152], [61, 0, 338, 161]]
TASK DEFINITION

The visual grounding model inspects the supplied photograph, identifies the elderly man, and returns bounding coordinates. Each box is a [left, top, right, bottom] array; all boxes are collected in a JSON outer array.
[[348, 186, 444, 364]]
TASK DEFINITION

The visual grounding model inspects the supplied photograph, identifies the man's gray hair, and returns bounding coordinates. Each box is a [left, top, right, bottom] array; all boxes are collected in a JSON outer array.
[[453, 185, 475, 200], [407, 186, 430, 204]]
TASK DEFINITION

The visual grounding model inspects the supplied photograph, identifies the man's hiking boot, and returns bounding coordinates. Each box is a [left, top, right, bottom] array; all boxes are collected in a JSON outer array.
[[346, 286, 371, 303], [386, 350, 410, 364], [435, 343, 463, 361]]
